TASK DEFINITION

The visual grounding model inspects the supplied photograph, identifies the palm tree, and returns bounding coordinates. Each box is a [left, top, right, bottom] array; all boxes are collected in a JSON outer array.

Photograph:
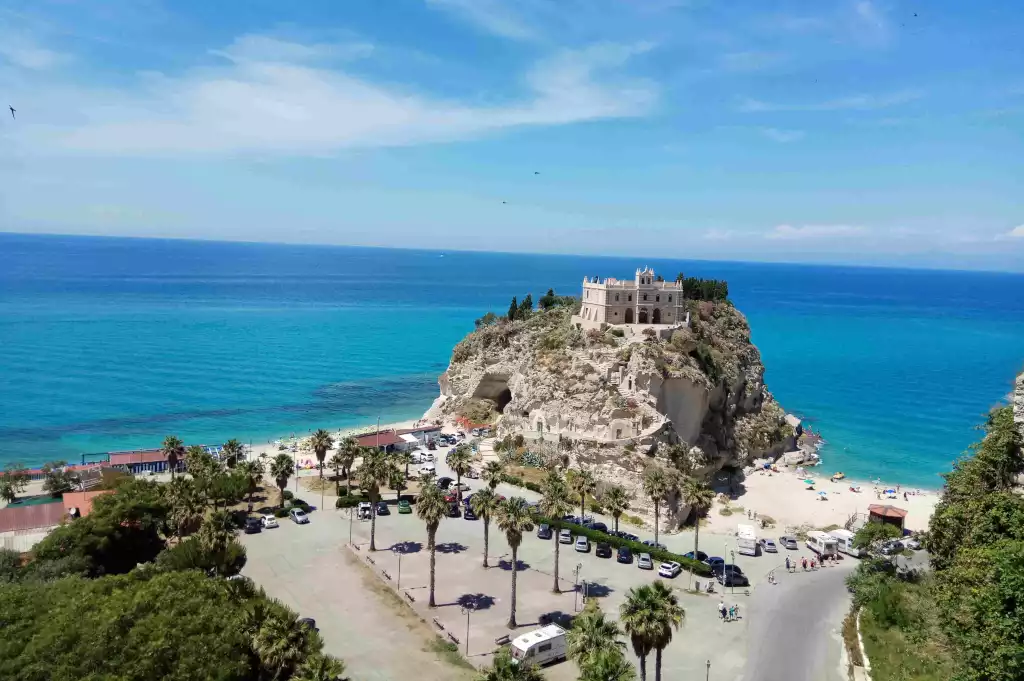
[[603, 485, 632, 534], [388, 465, 407, 502], [539, 471, 572, 593], [567, 602, 626, 668], [470, 487, 501, 568], [648, 581, 684, 681], [579, 648, 636, 681], [446, 444, 474, 503], [237, 459, 264, 509], [251, 609, 309, 681], [495, 496, 534, 628], [394, 450, 413, 481], [292, 654, 346, 681], [642, 466, 670, 547], [222, 438, 244, 469], [567, 467, 597, 522], [269, 453, 295, 509], [620, 585, 658, 681], [482, 460, 505, 490], [165, 476, 204, 539], [358, 449, 395, 551], [162, 435, 185, 480], [309, 429, 334, 480], [334, 438, 358, 494], [326, 451, 345, 495], [476, 648, 544, 681], [416, 483, 450, 607], [681, 477, 715, 558]]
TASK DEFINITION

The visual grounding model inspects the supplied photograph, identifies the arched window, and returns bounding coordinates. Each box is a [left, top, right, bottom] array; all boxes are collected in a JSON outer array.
[[668, 295, 672, 302], [655, 294, 660, 302], [625, 308, 634, 323]]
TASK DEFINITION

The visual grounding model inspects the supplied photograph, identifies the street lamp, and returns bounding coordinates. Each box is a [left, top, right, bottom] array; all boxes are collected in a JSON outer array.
[[460, 605, 473, 656], [393, 546, 403, 590], [729, 550, 735, 595], [574, 564, 583, 612], [706, 659, 711, 681], [348, 506, 354, 546]]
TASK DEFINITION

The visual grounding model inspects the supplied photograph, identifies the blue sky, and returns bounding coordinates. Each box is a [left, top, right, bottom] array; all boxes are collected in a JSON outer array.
[[1, 0, 1022, 270]]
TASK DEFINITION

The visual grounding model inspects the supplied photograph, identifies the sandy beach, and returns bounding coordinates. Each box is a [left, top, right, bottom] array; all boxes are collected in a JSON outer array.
[[704, 464, 938, 534]]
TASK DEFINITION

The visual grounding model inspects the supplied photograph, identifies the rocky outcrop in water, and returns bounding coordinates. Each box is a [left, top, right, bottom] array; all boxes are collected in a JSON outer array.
[[427, 296, 793, 528]]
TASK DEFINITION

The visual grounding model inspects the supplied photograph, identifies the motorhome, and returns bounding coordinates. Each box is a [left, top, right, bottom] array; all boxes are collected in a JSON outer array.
[[829, 528, 865, 557], [806, 530, 839, 558], [737, 524, 758, 556], [509, 625, 567, 666]]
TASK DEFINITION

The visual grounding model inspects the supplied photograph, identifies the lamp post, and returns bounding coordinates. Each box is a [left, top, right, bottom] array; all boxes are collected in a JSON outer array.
[[706, 659, 711, 681], [348, 506, 354, 546], [730, 550, 735, 595], [574, 563, 583, 611], [393, 546, 403, 590], [460, 605, 473, 656]]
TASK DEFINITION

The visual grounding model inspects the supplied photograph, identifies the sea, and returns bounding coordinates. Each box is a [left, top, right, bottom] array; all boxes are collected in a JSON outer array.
[[1, 233, 1021, 488]]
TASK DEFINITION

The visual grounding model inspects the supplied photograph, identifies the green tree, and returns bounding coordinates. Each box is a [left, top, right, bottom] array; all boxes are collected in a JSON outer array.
[[648, 581, 684, 681], [470, 487, 501, 568], [388, 464, 407, 501], [292, 654, 346, 681], [332, 438, 359, 495], [567, 602, 626, 668], [416, 483, 450, 607], [620, 584, 659, 681], [251, 605, 318, 681], [495, 496, 534, 628], [603, 485, 632, 535], [41, 460, 78, 496], [853, 522, 902, 552], [222, 438, 245, 469], [309, 429, 334, 480], [446, 444, 474, 504], [394, 449, 414, 481], [642, 466, 672, 547], [518, 294, 533, 318], [540, 471, 572, 593], [209, 470, 249, 510], [269, 453, 295, 509], [538, 288, 557, 310], [567, 467, 597, 523], [0, 547, 22, 583], [508, 296, 518, 321], [237, 459, 265, 509], [477, 648, 544, 681], [681, 478, 715, 558], [157, 533, 247, 577], [165, 476, 205, 539], [162, 435, 185, 480], [579, 648, 636, 681], [483, 460, 506, 490], [358, 449, 396, 551], [0, 462, 30, 504]]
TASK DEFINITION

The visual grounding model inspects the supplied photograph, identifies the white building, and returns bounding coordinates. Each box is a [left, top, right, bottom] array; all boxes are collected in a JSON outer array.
[[578, 267, 686, 326]]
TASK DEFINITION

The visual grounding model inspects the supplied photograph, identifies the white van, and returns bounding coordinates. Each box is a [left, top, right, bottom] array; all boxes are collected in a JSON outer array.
[[737, 524, 758, 557], [806, 530, 839, 558], [829, 529, 865, 557], [510, 625, 567, 666]]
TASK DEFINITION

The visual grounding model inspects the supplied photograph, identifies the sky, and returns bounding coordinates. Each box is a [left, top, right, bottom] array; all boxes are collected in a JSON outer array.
[[0, 0, 1022, 271]]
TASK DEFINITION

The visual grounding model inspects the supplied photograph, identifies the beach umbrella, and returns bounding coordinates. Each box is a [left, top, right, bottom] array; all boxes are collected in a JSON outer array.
[[818, 491, 827, 496], [803, 479, 815, 485], [884, 488, 896, 494]]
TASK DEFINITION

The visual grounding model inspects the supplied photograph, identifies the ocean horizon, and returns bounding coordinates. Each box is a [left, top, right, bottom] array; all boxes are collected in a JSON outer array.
[[1, 232, 1021, 488]]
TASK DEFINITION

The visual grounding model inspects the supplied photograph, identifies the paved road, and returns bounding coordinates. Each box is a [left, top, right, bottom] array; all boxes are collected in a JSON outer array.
[[742, 560, 854, 681]]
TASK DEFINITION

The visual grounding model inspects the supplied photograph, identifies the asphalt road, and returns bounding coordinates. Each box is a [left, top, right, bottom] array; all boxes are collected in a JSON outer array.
[[742, 559, 855, 681]]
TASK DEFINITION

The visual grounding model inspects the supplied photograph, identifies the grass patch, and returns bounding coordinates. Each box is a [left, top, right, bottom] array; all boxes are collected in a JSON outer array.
[[428, 636, 474, 671], [621, 513, 645, 527], [843, 611, 864, 668], [819, 523, 841, 532], [719, 507, 733, 516]]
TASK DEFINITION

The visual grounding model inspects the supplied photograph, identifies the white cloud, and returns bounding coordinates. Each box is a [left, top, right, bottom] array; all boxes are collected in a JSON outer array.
[[767, 224, 867, 240], [211, 35, 374, 64], [717, 51, 784, 73], [1008, 225, 1024, 238], [425, 0, 538, 41], [760, 127, 804, 143], [0, 36, 66, 70], [22, 36, 657, 156], [738, 90, 922, 113]]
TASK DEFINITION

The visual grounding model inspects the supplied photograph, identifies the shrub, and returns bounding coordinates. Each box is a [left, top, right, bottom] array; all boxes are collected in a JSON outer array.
[[335, 496, 360, 509], [502, 473, 543, 494], [282, 490, 295, 502], [532, 514, 711, 576], [610, 328, 625, 337], [274, 508, 289, 518]]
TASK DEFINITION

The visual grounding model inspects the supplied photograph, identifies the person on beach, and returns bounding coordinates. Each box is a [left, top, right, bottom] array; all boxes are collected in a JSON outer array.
[[719, 601, 727, 620]]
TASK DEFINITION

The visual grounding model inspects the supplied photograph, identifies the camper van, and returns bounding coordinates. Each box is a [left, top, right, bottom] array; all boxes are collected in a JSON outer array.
[[737, 524, 758, 557], [509, 625, 567, 666], [806, 530, 839, 558], [829, 529, 865, 557]]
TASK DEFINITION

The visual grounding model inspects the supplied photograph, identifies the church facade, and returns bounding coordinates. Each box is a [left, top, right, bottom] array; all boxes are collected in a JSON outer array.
[[578, 267, 686, 326]]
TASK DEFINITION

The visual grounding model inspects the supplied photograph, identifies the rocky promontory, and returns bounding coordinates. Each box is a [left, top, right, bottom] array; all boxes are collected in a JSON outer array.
[[427, 290, 794, 528]]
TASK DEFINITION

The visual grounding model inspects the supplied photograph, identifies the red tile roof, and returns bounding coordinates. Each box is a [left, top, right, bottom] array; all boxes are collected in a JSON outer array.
[[396, 425, 442, 435], [352, 430, 404, 448], [1, 463, 103, 478], [0, 502, 67, 533], [868, 504, 908, 519], [62, 490, 112, 518], [108, 449, 168, 466]]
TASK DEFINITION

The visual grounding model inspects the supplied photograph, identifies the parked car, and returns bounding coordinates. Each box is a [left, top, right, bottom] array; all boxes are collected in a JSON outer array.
[[637, 553, 654, 570], [595, 542, 612, 558], [562, 514, 579, 524], [880, 540, 904, 556], [641, 540, 667, 551], [289, 508, 310, 524], [585, 521, 608, 533], [464, 468, 479, 479], [454, 482, 471, 492], [261, 515, 279, 529], [397, 499, 412, 514], [357, 501, 372, 520], [779, 535, 799, 550], [376, 502, 390, 516], [537, 523, 553, 540], [436, 476, 454, 489], [759, 538, 778, 553], [444, 490, 459, 503], [716, 570, 749, 587], [244, 517, 262, 534], [711, 563, 745, 579], [683, 550, 708, 562], [658, 561, 682, 578], [463, 506, 477, 520], [705, 556, 725, 568], [558, 529, 573, 544], [575, 536, 591, 553], [617, 531, 640, 542], [902, 536, 921, 550], [447, 503, 462, 518], [617, 546, 633, 564], [419, 464, 436, 475]]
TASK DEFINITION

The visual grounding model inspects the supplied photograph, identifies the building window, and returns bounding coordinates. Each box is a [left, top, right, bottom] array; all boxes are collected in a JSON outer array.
[[586, 290, 589, 298], [656, 295, 660, 302], [668, 295, 672, 302], [615, 294, 619, 302], [628, 294, 632, 302], [642, 293, 647, 301], [614, 311, 618, 316], [615, 428, 622, 439]]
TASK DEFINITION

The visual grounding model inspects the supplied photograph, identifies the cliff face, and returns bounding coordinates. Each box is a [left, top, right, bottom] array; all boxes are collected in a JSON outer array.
[[1015, 370, 1024, 439], [428, 298, 792, 527]]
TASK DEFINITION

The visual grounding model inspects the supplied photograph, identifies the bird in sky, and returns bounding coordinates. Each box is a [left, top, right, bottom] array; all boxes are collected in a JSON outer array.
[[8, 105, 14, 120], [534, 171, 540, 175], [502, 201, 507, 204]]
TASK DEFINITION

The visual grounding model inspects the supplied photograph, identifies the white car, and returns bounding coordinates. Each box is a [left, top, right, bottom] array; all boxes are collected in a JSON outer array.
[[260, 515, 279, 529], [420, 463, 436, 476], [558, 529, 573, 544], [575, 536, 591, 553], [455, 482, 471, 492], [658, 561, 681, 578], [903, 537, 921, 550], [289, 508, 310, 524], [637, 553, 654, 570]]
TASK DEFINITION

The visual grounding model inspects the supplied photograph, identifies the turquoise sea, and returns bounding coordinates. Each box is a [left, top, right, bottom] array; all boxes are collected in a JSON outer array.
[[1, 233, 1021, 488]]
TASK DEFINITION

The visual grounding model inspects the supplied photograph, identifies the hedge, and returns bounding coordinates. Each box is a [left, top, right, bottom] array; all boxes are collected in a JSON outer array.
[[533, 514, 711, 577], [502, 473, 543, 494]]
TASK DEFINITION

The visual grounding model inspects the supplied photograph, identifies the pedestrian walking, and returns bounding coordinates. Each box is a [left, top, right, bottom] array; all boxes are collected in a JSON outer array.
[[718, 600, 727, 620], [785, 556, 791, 572], [801, 557, 808, 571], [728, 605, 736, 621]]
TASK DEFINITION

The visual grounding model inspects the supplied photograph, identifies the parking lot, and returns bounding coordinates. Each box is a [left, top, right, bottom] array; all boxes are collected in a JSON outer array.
[[238, 446, 851, 681]]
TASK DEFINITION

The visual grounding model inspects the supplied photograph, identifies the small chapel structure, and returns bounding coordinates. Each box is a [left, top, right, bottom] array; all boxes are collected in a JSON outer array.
[[577, 267, 686, 326]]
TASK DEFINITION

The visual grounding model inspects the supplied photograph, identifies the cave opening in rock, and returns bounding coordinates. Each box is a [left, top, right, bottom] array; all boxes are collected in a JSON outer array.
[[496, 388, 512, 413], [471, 372, 513, 414]]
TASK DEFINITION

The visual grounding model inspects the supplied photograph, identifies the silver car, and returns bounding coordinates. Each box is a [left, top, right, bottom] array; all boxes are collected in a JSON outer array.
[[289, 508, 310, 524], [637, 553, 654, 570]]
